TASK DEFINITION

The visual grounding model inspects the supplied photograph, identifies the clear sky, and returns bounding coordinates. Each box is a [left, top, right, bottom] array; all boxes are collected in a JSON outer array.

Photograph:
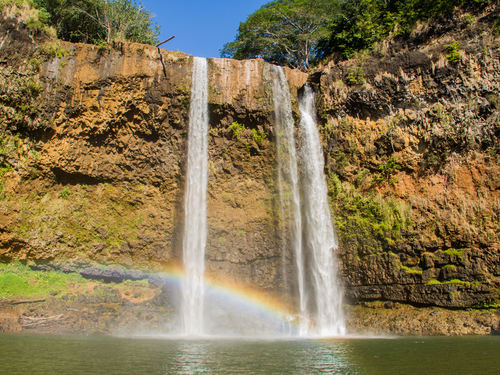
[[145, 0, 269, 58]]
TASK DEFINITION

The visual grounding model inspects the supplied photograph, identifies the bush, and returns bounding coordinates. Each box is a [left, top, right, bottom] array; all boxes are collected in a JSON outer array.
[[378, 157, 401, 183], [230, 121, 245, 141], [346, 66, 366, 85], [444, 41, 461, 63], [59, 188, 70, 198], [251, 128, 266, 144]]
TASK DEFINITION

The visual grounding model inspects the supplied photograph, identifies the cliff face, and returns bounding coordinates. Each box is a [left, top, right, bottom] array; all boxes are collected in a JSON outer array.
[[0, 19, 307, 299], [312, 8, 500, 310], [1, 8, 499, 324]]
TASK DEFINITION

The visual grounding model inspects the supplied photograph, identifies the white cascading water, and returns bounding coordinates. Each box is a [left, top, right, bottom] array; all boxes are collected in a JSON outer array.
[[181, 57, 209, 336], [299, 85, 346, 336], [268, 65, 309, 335]]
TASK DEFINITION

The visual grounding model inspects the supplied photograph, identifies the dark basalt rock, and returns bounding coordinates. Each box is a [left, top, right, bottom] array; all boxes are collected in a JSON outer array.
[[80, 265, 125, 282], [125, 269, 145, 281]]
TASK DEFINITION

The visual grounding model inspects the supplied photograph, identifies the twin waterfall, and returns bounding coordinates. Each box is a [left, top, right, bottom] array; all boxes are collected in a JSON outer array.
[[298, 86, 346, 336], [269, 66, 307, 335], [181, 58, 345, 337]]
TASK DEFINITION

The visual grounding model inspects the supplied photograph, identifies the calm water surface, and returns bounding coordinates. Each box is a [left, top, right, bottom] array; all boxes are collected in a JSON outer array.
[[0, 333, 498, 374]]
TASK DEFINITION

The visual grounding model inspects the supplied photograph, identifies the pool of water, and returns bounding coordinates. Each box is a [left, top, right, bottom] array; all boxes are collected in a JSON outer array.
[[0, 333, 499, 374]]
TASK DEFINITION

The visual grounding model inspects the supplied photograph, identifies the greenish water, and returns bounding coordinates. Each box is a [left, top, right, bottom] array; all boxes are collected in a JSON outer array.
[[0, 334, 499, 374]]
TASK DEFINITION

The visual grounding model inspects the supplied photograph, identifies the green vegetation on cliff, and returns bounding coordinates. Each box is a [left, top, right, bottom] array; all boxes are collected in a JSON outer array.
[[0, 262, 85, 298], [1, 0, 160, 45], [3, 182, 175, 268], [222, 0, 496, 68], [327, 172, 411, 248]]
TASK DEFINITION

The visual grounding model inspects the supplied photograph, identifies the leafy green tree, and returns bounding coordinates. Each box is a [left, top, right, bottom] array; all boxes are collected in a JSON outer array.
[[221, 0, 339, 71], [71, 0, 160, 44], [223, 0, 492, 66], [319, 0, 490, 59], [319, 0, 412, 59], [33, 0, 103, 43], [34, 0, 160, 45]]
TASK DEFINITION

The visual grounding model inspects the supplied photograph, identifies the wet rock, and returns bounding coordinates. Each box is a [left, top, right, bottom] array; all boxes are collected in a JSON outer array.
[[80, 266, 104, 279], [151, 291, 169, 307], [125, 269, 145, 281], [148, 274, 166, 287], [102, 266, 125, 281], [121, 299, 134, 307], [80, 265, 126, 282]]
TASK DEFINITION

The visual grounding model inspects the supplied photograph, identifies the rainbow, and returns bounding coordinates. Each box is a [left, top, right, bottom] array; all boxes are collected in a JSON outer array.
[[149, 264, 300, 336]]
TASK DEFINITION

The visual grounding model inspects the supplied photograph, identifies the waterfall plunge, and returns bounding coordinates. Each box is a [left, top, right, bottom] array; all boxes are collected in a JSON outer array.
[[299, 85, 346, 337], [268, 65, 309, 336], [270, 65, 346, 337], [179, 59, 344, 337], [181, 57, 209, 336]]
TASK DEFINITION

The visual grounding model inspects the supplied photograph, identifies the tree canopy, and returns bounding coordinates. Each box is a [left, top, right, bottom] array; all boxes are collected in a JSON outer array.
[[221, 0, 339, 71], [222, 0, 493, 70], [33, 0, 160, 45]]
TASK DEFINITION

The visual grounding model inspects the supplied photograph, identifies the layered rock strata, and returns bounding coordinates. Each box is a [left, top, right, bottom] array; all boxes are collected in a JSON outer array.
[[1, 9, 500, 335], [311, 8, 500, 309], [0, 18, 307, 299]]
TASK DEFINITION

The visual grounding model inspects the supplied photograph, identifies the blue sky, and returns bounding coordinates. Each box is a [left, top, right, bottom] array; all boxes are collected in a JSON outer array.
[[145, 0, 269, 58]]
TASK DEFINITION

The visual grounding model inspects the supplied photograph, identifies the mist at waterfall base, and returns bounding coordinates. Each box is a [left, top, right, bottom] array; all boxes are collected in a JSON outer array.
[[149, 271, 298, 337]]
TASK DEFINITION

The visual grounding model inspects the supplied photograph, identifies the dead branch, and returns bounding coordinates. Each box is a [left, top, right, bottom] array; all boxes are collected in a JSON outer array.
[[156, 36, 175, 48], [23, 314, 63, 321]]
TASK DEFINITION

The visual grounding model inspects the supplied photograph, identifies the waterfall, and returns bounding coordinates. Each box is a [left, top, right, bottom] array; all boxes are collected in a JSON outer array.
[[268, 65, 309, 335], [178, 60, 344, 337], [299, 85, 346, 336], [181, 57, 209, 336]]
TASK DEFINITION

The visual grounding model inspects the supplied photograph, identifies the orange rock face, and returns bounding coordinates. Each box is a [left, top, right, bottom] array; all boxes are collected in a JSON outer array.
[[311, 11, 500, 310], [1, 11, 499, 329], [0, 22, 307, 300]]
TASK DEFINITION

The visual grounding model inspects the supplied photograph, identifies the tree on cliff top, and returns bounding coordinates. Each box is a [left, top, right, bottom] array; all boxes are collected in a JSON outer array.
[[34, 0, 160, 45], [220, 0, 338, 71], [318, 0, 490, 59], [222, 0, 494, 66]]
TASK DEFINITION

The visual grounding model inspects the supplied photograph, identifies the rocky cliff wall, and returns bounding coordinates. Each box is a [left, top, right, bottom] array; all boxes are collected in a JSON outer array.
[[311, 7, 500, 310], [1, 7, 500, 327], [0, 17, 307, 304]]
